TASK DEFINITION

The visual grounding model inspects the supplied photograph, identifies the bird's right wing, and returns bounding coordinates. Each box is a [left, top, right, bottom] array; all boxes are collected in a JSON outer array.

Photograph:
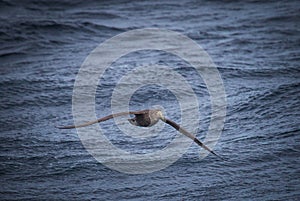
[[57, 110, 149, 129], [164, 118, 223, 159]]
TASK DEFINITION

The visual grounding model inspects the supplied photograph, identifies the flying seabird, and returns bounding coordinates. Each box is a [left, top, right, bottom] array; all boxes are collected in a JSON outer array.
[[58, 109, 222, 159]]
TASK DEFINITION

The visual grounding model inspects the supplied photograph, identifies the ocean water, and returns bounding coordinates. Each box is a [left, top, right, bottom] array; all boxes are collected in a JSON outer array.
[[1, 0, 299, 200]]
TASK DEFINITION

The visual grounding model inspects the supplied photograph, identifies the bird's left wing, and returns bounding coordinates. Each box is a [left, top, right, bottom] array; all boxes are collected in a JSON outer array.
[[57, 110, 149, 129]]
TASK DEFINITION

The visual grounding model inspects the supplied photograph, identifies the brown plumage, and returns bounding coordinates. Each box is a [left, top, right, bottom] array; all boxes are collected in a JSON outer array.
[[57, 109, 222, 159]]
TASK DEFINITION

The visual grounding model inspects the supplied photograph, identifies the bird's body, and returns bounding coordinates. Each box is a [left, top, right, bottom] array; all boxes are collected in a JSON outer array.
[[128, 109, 164, 127], [58, 109, 222, 159]]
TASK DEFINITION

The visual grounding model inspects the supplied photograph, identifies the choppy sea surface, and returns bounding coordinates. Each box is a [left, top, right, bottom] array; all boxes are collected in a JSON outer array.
[[1, 0, 299, 200]]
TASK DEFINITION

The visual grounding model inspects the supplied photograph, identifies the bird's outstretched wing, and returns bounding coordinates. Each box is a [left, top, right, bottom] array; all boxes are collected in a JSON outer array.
[[164, 118, 223, 159], [57, 110, 149, 129]]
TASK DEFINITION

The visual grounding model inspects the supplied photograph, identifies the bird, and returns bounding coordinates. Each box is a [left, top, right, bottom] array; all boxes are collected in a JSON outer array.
[[57, 109, 222, 159]]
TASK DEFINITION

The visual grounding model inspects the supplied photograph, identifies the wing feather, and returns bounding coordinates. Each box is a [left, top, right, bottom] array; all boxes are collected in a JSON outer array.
[[164, 118, 223, 159], [57, 110, 149, 129]]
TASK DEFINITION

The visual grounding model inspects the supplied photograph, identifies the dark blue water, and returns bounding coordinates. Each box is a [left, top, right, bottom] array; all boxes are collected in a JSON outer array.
[[1, 0, 299, 200]]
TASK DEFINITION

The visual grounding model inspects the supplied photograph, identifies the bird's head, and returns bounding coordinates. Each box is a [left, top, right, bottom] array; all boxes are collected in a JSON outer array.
[[157, 110, 166, 122]]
